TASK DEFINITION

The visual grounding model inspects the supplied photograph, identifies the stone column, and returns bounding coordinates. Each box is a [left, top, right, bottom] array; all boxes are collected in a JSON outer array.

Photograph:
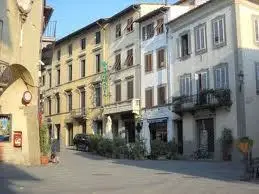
[[167, 118, 174, 142]]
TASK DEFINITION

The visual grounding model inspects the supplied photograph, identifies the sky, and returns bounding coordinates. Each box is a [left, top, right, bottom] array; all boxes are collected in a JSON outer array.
[[47, 0, 177, 39]]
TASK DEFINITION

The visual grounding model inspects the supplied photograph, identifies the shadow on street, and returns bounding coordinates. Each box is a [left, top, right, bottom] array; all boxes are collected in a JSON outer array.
[[73, 149, 258, 184], [0, 162, 41, 194]]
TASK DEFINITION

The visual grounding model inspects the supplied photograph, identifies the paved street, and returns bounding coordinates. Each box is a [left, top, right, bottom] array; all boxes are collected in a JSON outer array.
[[1, 149, 259, 194]]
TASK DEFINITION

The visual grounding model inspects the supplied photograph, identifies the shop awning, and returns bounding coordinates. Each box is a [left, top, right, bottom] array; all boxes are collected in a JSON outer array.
[[147, 117, 168, 124]]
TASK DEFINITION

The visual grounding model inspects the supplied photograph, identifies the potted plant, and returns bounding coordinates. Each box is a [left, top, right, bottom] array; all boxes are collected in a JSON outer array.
[[221, 128, 233, 161], [39, 124, 50, 165]]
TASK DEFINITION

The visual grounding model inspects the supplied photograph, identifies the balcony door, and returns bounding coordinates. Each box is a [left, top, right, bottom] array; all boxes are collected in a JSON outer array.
[[80, 90, 86, 114]]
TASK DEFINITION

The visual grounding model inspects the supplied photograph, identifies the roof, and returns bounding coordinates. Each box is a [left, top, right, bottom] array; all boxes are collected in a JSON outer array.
[[108, 4, 140, 23], [167, 0, 213, 26], [174, 0, 189, 5], [135, 6, 169, 23], [55, 18, 108, 46]]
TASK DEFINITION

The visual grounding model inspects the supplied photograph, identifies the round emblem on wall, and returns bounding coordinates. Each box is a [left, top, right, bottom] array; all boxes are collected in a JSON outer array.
[[16, 0, 34, 14], [22, 91, 32, 104]]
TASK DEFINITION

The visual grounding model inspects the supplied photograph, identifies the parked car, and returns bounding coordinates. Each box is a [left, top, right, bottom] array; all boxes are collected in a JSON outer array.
[[73, 134, 91, 151]]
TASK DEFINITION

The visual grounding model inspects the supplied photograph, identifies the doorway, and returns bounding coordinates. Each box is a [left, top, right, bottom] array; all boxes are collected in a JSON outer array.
[[82, 122, 86, 134], [55, 124, 61, 152], [112, 120, 119, 137], [176, 120, 183, 155], [196, 118, 214, 154], [125, 120, 135, 143], [67, 123, 73, 146]]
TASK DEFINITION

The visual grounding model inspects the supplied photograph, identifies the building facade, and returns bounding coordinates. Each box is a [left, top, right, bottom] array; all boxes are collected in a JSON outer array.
[[137, 5, 191, 153], [168, 0, 259, 160], [0, 0, 52, 165]]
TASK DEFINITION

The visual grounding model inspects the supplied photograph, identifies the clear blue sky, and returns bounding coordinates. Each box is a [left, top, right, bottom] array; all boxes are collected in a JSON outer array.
[[47, 0, 177, 39]]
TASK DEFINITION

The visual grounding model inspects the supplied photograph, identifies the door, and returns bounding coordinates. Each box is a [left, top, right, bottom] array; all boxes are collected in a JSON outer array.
[[125, 120, 135, 143], [112, 120, 119, 137], [176, 120, 183, 155], [67, 123, 73, 146], [82, 122, 86, 134], [196, 119, 214, 154]]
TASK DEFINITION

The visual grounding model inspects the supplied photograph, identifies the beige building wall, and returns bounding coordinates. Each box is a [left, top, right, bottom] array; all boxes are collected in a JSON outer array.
[[0, 0, 46, 165]]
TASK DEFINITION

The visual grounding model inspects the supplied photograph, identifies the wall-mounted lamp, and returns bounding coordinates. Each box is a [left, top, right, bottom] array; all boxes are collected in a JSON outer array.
[[238, 70, 244, 92]]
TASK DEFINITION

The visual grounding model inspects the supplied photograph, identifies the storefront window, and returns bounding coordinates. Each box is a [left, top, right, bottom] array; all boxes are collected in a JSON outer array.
[[149, 120, 167, 142]]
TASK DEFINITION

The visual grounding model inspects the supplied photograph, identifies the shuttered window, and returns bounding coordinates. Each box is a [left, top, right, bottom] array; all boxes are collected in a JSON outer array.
[[115, 82, 121, 102], [68, 64, 72, 82], [195, 24, 207, 53], [81, 59, 86, 78], [127, 17, 134, 33], [126, 49, 133, 67], [157, 49, 165, 69], [116, 23, 121, 38], [145, 88, 153, 108], [156, 18, 164, 35], [127, 80, 134, 99], [254, 18, 259, 43], [56, 94, 60, 114], [95, 31, 101, 44], [177, 31, 191, 59], [157, 86, 166, 105], [180, 74, 192, 96], [68, 44, 72, 57], [57, 69, 60, 85], [81, 38, 86, 50], [68, 92, 72, 112], [115, 54, 121, 71], [145, 53, 153, 72], [212, 16, 226, 47], [214, 64, 228, 89]]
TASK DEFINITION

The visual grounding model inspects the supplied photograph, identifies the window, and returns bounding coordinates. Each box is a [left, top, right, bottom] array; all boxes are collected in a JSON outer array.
[[126, 49, 133, 67], [156, 18, 164, 35], [48, 71, 52, 88], [157, 48, 165, 69], [0, 20, 3, 42], [57, 49, 61, 61], [56, 94, 60, 114], [255, 63, 259, 94], [142, 23, 154, 40], [80, 89, 86, 109], [145, 88, 153, 108], [67, 92, 72, 112], [80, 59, 86, 78], [95, 31, 101, 44], [127, 79, 134, 100], [180, 74, 192, 96], [56, 68, 60, 85], [42, 75, 45, 86], [48, 97, 52, 115], [177, 31, 191, 58], [127, 17, 134, 33], [115, 53, 121, 71], [145, 53, 153, 72], [81, 38, 86, 50], [68, 44, 72, 57], [94, 84, 101, 107], [196, 71, 209, 92], [115, 82, 121, 102], [195, 24, 207, 53], [212, 16, 226, 47], [254, 17, 259, 43], [157, 86, 166, 105], [214, 64, 228, 89], [68, 64, 72, 82], [96, 54, 101, 73], [115, 23, 121, 38]]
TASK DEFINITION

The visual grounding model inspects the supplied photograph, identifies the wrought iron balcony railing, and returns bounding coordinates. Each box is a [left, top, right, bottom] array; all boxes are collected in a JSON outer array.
[[43, 21, 57, 40], [71, 107, 87, 119], [172, 89, 232, 114]]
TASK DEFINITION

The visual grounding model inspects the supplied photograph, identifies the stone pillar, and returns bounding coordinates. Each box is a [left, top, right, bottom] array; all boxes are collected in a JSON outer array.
[[118, 119, 125, 139]]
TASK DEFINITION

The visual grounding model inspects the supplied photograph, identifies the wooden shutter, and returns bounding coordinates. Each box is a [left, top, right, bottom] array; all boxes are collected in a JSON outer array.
[[127, 80, 133, 99], [149, 54, 153, 72], [116, 83, 121, 102], [145, 89, 153, 108]]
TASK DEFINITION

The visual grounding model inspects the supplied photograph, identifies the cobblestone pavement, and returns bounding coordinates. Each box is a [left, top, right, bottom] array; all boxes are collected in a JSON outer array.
[[1, 149, 259, 194]]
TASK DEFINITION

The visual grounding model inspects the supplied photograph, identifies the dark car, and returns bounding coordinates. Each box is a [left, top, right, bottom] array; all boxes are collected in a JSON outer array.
[[73, 134, 91, 151]]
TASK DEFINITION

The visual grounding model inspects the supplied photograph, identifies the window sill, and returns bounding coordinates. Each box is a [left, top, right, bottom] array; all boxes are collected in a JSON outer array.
[[195, 48, 207, 56], [145, 70, 154, 75], [213, 41, 227, 49], [157, 66, 166, 71], [178, 55, 191, 61], [126, 30, 134, 35]]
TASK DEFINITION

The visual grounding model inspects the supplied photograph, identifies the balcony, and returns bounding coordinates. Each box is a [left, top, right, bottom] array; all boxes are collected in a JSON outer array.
[[172, 89, 232, 115], [42, 21, 57, 43], [103, 99, 140, 115], [71, 108, 87, 120]]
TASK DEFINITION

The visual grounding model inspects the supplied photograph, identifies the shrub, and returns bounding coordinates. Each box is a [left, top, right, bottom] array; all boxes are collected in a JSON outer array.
[[112, 137, 128, 159], [166, 139, 178, 159], [89, 135, 102, 152], [39, 124, 50, 156], [128, 139, 146, 160], [150, 140, 168, 160], [97, 138, 113, 157]]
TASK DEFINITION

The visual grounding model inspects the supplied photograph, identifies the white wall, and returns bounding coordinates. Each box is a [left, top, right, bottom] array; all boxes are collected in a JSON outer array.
[[237, 2, 259, 157], [168, 2, 239, 158]]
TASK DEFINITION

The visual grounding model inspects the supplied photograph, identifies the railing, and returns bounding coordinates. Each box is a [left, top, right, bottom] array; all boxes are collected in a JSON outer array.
[[43, 21, 57, 39], [103, 99, 140, 115], [172, 89, 232, 113], [71, 107, 87, 118]]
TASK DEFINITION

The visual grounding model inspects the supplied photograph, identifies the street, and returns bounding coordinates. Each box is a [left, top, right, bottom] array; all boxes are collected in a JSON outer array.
[[1, 149, 259, 194]]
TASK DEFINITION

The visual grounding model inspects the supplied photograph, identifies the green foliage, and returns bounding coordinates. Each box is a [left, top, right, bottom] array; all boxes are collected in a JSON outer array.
[[88, 135, 102, 152], [128, 139, 146, 160], [97, 138, 113, 157], [151, 139, 178, 160], [236, 136, 254, 153], [112, 137, 128, 159], [39, 124, 50, 156]]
